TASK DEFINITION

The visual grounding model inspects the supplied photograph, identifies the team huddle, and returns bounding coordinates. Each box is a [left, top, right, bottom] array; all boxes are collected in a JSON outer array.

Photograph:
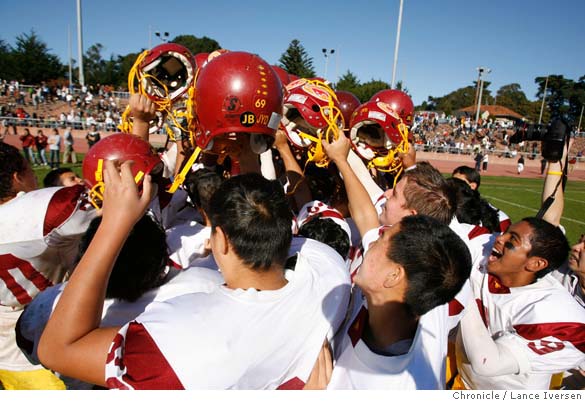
[[0, 44, 584, 390]]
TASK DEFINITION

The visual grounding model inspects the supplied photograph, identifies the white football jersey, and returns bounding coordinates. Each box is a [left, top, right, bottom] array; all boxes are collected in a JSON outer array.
[[328, 296, 449, 390], [166, 221, 213, 269], [328, 228, 450, 390], [104, 238, 351, 389], [457, 268, 585, 389], [0, 186, 96, 308], [0, 185, 96, 371]]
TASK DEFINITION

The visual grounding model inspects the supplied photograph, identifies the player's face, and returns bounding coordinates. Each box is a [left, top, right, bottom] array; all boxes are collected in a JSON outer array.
[[354, 224, 400, 292], [59, 172, 83, 187], [379, 178, 412, 226], [568, 236, 584, 272], [487, 221, 534, 279], [19, 162, 38, 192]]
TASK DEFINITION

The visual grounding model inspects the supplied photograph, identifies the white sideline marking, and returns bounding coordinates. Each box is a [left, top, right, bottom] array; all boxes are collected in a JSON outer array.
[[484, 196, 585, 225]]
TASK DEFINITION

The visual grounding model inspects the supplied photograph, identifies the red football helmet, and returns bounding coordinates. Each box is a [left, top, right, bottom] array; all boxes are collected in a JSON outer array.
[[194, 51, 283, 156], [335, 90, 361, 130], [193, 53, 209, 70], [369, 89, 414, 127], [271, 65, 291, 87], [349, 100, 409, 173], [82, 133, 163, 209], [281, 79, 344, 167], [282, 79, 343, 147], [133, 43, 196, 103]]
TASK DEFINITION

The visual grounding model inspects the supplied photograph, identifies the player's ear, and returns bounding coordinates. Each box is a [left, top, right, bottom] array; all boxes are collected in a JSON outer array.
[[383, 264, 405, 289], [525, 256, 548, 274], [211, 226, 229, 256]]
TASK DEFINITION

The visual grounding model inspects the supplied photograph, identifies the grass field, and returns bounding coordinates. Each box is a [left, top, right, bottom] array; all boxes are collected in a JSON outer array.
[[478, 176, 585, 245], [32, 160, 585, 245]]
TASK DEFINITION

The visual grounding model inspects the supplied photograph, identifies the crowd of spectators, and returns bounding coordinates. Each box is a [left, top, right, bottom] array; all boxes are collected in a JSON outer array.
[[411, 111, 585, 161], [0, 79, 126, 134]]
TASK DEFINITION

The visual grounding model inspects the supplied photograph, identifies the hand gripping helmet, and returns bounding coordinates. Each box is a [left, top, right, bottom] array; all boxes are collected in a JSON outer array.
[[335, 90, 361, 131], [281, 79, 344, 167], [82, 133, 163, 209], [369, 89, 414, 127], [131, 43, 196, 103], [194, 51, 284, 156], [349, 100, 409, 173]]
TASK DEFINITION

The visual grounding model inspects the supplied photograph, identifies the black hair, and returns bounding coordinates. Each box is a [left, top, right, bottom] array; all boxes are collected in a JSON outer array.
[[298, 218, 350, 259], [43, 168, 74, 188], [208, 173, 293, 270], [388, 215, 471, 317], [183, 168, 224, 217], [521, 217, 570, 278], [446, 177, 500, 233], [452, 165, 481, 189], [78, 215, 170, 302], [0, 142, 27, 200], [304, 164, 337, 204]]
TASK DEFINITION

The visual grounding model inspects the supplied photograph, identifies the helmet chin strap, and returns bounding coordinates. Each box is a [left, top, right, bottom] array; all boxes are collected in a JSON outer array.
[[88, 158, 148, 209], [363, 122, 410, 185], [120, 50, 197, 150], [167, 146, 202, 194], [293, 79, 344, 168]]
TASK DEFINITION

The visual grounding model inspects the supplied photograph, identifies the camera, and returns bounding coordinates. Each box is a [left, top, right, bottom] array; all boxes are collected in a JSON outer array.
[[509, 119, 570, 162]]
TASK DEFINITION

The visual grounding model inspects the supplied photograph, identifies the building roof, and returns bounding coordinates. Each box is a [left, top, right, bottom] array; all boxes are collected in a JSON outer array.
[[457, 105, 524, 120]]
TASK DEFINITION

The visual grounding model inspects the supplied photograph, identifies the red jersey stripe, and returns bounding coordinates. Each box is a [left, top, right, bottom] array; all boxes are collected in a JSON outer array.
[[514, 322, 585, 353], [277, 377, 305, 390], [43, 185, 85, 236], [118, 322, 184, 389]]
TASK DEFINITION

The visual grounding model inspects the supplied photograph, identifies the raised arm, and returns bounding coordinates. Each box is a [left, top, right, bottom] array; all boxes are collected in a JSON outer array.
[[322, 135, 379, 237], [129, 93, 156, 142], [273, 129, 312, 207], [38, 161, 155, 386], [541, 138, 573, 226]]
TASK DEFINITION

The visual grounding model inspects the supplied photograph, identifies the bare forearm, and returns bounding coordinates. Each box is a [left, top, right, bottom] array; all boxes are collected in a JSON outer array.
[[38, 219, 129, 385], [541, 160, 564, 226], [347, 150, 384, 202], [131, 121, 150, 142], [334, 158, 379, 236]]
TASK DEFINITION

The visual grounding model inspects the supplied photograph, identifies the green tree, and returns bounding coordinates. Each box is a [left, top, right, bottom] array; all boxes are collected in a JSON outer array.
[[394, 80, 409, 94], [11, 30, 64, 83], [354, 79, 390, 103], [84, 43, 108, 86], [495, 83, 532, 118], [171, 35, 221, 55], [534, 75, 585, 124], [278, 39, 315, 78], [0, 39, 14, 79], [335, 70, 360, 93], [428, 86, 476, 114], [115, 52, 141, 89]]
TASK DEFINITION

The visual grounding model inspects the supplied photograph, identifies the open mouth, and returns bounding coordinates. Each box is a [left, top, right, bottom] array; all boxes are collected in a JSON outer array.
[[488, 248, 503, 263]]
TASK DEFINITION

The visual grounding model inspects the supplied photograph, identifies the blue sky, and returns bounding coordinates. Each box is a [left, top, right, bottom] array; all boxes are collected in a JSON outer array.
[[1, 0, 584, 105]]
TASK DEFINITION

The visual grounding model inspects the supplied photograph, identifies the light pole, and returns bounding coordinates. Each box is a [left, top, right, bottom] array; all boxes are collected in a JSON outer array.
[[322, 48, 334, 81], [475, 66, 491, 126], [391, 0, 404, 89], [76, 0, 85, 87], [155, 31, 170, 43], [68, 25, 73, 89], [578, 104, 584, 133]]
